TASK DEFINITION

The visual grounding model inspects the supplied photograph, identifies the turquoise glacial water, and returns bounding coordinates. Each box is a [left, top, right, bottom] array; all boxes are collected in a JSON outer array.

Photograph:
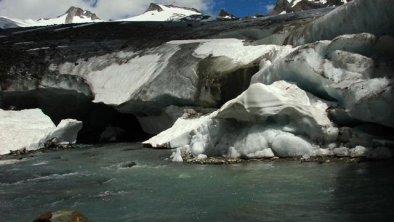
[[0, 143, 394, 222]]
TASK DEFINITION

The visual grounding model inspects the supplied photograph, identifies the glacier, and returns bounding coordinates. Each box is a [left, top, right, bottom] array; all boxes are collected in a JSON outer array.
[[52, 39, 290, 114], [144, 81, 337, 158], [0, 0, 393, 159], [286, 0, 394, 45], [252, 33, 394, 128]]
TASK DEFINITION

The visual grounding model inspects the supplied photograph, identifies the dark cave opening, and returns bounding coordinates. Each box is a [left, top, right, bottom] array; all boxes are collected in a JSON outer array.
[[218, 65, 260, 105], [1, 89, 149, 144], [197, 57, 260, 107]]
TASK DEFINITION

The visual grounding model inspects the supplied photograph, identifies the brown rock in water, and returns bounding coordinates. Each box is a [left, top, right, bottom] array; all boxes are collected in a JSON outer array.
[[47, 210, 90, 222], [33, 211, 52, 222]]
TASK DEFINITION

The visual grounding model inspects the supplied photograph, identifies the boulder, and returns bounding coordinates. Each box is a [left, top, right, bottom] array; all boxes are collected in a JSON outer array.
[[51, 210, 90, 222], [333, 147, 350, 157], [349, 146, 368, 157]]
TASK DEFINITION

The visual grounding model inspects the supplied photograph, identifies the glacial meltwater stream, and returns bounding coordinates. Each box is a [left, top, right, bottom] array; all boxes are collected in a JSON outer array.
[[1, 143, 393, 221]]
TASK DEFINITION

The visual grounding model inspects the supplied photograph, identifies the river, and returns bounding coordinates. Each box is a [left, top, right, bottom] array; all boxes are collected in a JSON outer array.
[[1, 143, 393, 221]]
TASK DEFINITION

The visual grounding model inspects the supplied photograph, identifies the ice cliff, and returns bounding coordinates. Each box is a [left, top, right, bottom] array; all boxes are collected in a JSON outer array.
[[0, 0, 393, 159], [144, 81, 336, 158]]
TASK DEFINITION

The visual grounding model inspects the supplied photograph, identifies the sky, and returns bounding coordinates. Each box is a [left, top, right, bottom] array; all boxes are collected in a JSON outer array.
[[210, 0, 277, 17], [0, 0, 277, 20]]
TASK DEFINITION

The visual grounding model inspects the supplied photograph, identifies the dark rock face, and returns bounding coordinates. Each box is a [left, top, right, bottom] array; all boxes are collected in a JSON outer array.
[[166, 4, 201, 13], [145, 3, 201, 14], [270, 0, 347, 15], [180, 14, 211, 22], [270, 0, 293, 15], [145, 3, 164, 12], [65, 6, 101, 24], [120, 161, 137, 168], [217, 9, 239, 21]]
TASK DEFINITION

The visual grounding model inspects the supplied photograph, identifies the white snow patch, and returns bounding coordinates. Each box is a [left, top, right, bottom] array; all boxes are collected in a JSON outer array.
[[57, 45, 179, 105], [26, 47, 50, 51], [193, 39, 288, 65], [119, 4, 200, 22], [0, 109, 82, 155], [145, 112, 216, 149], [171, 148, 183, 162], [168, 39, 295, 65], [288, 0, 343, 8]]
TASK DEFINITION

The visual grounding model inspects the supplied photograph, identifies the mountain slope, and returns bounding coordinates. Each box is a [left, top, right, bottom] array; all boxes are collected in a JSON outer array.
[[119, 3, 202, 22], [271, 0, 350, 15], [0, 6, 102, 29]]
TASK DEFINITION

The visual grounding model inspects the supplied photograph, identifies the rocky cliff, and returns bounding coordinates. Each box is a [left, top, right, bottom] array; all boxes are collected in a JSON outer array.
[[64, 6, 101, 24]]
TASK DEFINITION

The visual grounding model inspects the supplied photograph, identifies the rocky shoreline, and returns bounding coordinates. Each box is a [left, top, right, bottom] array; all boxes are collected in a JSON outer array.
[[170, 145, 393, 165], [2, 141, 392, 167]]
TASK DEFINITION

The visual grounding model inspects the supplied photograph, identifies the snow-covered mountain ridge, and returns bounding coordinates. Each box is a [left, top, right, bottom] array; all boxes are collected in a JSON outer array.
[[0, 3, 205, 28], [120, 3, 202, 22], [0, 6, 102, 29], [0, 1, 349, 29]]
